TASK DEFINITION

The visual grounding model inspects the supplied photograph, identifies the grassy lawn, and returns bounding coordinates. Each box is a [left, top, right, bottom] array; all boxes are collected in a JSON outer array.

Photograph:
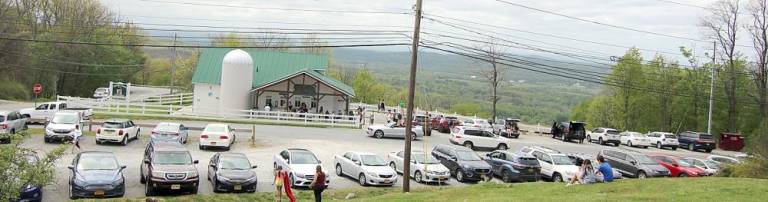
[[77, 178, 767, 202]]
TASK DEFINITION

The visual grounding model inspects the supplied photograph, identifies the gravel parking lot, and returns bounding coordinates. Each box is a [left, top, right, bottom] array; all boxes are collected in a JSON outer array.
[[13, 118, 738, 201]]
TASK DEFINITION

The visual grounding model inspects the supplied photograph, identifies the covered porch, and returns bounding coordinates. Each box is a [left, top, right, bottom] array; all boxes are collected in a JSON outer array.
[[250, 70, 355, 116]]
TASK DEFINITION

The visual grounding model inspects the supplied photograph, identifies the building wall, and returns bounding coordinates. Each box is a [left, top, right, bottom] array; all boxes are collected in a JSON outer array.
[[255, 74, 348, 114], [193, 83, 221, 115]]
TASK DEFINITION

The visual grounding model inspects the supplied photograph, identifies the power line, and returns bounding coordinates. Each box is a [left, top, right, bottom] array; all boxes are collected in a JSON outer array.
[[490, 0, 753, 48], [0, 49, 143, 67], [1, 63, 136, 76], [0, 36, 411, 48], [121, 14, 413, 29], [137, 0, 412, 15]]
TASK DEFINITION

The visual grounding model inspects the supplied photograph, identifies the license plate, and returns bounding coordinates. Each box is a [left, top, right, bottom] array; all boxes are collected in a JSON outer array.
[[528, 168, 533, 173], [384, 179, 391, 183], [234, 184, 242, 190], [211, 142, 217, 145], [171, 184, 181, 190], [94, 190, 105, 196]]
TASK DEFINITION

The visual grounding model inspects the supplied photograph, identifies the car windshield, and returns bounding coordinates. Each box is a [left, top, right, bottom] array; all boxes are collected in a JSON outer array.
[[634, 155, 658, 165], [153, 152, 192, 165], [665, 134, 677, 139], [360, 155, 388, 166], [699, 134, 713, 140], [456, 151, 482, 161], [156, 124, 179, 132], [102, 122, 124, 129], [77, 153, 119, 170], [412, 153, 440, 164], [552, 155, 574, 165], [606, 130, 619, 135], [291, 151, 319, 164], [705, 160, 721, 169], [205, 125, 226, 132], [52, 114, 78, 124], [518, 157, 540, 166], [219, 156, 251, 170]]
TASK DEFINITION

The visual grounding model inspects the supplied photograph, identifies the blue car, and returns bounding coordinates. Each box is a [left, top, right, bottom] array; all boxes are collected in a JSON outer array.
[[483, 150, 541, 182], [68, 151, 126, 199], [13, 154, 43, 202]]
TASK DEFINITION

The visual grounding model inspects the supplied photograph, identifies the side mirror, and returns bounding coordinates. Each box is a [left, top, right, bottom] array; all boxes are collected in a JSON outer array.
[[318, 160, 322, 164], [210, 164, 217, 168], [193, 160, 199, 164], [451, 157, 458, 161], [252, 165, 258, 169], [120, 165, 127, 169], [485, 153, 492, 157], [630, 161, 637, 165], [143, 159, 150, 164], [356, 161, 361, 166], [67, 165, 74, 170]]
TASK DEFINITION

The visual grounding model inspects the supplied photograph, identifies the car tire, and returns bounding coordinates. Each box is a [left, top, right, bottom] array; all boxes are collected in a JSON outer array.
[[121, 136, 128, 146], [144, 178, 155, 196], [502, 170, 513, 183], [199, 144, 205, 150], [390, 162, 397, 173], [688, 144, 694, 151], [657, 142, 662, 149], [463, 142, 474, 150], [456, 169, 465, 182], [552, 173, 563, 182], [336, 164, 343, 176], [69, 185, 78, 200], [411, 132, 417, 141], [628, 141, 633, 147], [414, 171, 423, 183], [358, 173, 367, 186], [212, 178, 219, 193], [705, 149, 712, 153], [191, 186, 199, 194], [598, 138, 604, 145], [44, 137, 50, 143], [183, 137, 187, 144], [374, 130, 384, 139], [10, 129, 15, 134], [497, 144, 508, 150], [561, 135, 567, 142], [637, 171, 647, 179], [95, 140, 102, 145], [140, 172, 146, 184], [643, 146, 648, 149], [679, 173, 688, 177], [672, 146, 677, 150], [586, 135, 591, 142], [614, 142, 620, 147]]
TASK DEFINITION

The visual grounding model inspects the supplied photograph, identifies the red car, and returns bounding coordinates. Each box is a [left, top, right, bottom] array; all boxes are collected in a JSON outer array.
[[436, 116, 460, 133], [648, 154, 706, 177]]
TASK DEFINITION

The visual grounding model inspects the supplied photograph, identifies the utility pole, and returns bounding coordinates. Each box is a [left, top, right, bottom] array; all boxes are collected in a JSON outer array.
[[708, 41, 717, 134], [170, 33, 178, 94], [403, 0, 423, 193]]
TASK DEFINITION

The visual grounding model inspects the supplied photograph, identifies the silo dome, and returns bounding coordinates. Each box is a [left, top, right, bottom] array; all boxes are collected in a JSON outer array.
[[219, 49, 254, 115]]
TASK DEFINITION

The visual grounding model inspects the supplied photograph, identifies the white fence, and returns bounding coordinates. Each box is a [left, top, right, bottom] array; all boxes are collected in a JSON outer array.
[[58, 95, 360, 127], [142, 93, 193, 106]]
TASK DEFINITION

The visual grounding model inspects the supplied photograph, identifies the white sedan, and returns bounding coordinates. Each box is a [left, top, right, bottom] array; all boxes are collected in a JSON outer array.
[[387, 151, 450, 183], [366, 122, 423, 140], [334, 151, 398, 186], [620, 131, 651, 148], [274, 148, 330, 187], [199, 124, 236, 150]]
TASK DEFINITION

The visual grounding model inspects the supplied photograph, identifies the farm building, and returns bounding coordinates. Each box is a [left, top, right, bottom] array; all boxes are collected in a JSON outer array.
[[191, 48, 355, 116]]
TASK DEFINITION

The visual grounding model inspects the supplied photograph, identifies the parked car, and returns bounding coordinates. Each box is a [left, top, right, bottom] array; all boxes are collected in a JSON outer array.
[[206, 153, 258, 193], [20, 101, 92, 124], [68, 151, 126, 199], [387, 150, 450, 183], [436, 116, 460, 133], [462, 118, 493, 132], [151, 122, 189, 144], [492, 118, 521, 138], [483, 150, 541, 182], [93, 87, 110, 98], [565, 153, 623, 179], [620, 131, 651, 148], [140, 141, 200, 196], [95, 119, 140, 145], [550, 121, 586, 143], [586, 127, 620, 146], [366, 122, 423, 140], [431, 144, 492, 182], [519, 146, 578, 182], [598, 149, 670, 178], [678, 131, 716, 153], [13, 153, 43, 202], [449, 126, 511, 150], [707, 155, 741, 165], [647, 132, 679, 150], [273, 148, 330, 187], [199, 124, 236, 150], [0, 110, 28, 144], [334, 151, 397, 186], [43, 111, 83, 143], [647, 154, 706, 177], [680, 157, 721, 175]]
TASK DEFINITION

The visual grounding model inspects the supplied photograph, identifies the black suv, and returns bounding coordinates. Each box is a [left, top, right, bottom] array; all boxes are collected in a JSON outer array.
[[140, 141, 200, 196], [551, 121, 586, 143], [431, 144, 492, 182], [598, 149, 670, 178], [677, 131, 716, 153], [483, 150, 540, 182]]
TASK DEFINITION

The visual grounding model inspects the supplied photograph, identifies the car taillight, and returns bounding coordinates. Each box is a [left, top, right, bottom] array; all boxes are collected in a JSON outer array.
[[118, 130, 124, 135], [170, 132, 179, 136], [0, 124, 7, 129], [455, 135, 462, 139], [151, 131, 158, 135], [201, 134, 208, 139], [220, 136, 229, 139]]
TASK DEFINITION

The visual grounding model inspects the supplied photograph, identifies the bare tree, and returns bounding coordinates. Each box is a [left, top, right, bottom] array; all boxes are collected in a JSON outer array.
[[475, 40, 506, 122], [703, 0, 741, 132], [747, 0, 768, 125]]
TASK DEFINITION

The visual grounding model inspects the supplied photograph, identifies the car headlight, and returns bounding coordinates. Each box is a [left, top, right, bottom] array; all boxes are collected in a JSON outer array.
[[73, 175, 87, 185], [187, 171, 199, 178], [216, 175, 230, 181], [245, 175, 258, 182], [45, 127, 53, 134], [366, 171, 378, 177], [151, 171, 165, 177], [24, 184, 34, 190], [112, 177, 124, 186]]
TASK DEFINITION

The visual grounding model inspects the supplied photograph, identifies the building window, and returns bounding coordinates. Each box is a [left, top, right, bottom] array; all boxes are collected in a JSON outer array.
[[294, 100, 301, 108], [265, 96, 272, 107]]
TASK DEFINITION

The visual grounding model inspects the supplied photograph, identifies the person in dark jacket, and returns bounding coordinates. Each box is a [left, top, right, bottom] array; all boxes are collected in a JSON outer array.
[[309, 165, 326, 202]]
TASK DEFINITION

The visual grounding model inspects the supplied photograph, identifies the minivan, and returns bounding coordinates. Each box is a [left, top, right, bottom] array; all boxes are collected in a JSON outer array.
[[598, 149, 670, 178]]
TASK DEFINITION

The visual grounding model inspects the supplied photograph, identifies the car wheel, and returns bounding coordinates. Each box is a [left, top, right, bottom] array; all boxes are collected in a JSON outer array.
[[199, 144, 204, 150], [456, 169, 465, 182], [679, 173, 688, 177], [358, 173, 367, 186], [628, 141, 633, 147], [502, 170, 513, 183], [637, 171, 647, 179], [68, 184, 77, 200], [463, 142, 474, 150], [586, 135, 591, 142], [336, 164, 343, 176], [390, 162, 397, 172], [183, 136, 187, 144], [497, 144, 508, 150], [561, 135, 567, 142], [44, 137, 50, 143], [121, 136, 128, 146], [212, 177, 219, 193], [552, 173, 563, 182], [613, 142, 620, 147], [688, 144, 694, 151], [657, 142, 662, 149], [414, 171, 423, 183], [374, 130, 384, 139], [95, 140, 102, 145], [134, 130, 140, 141], [144, 178, 155, 196], [290, 174, 296, 187], [672, 146, 677, 150], [10, 129, 15, 134], [411, 132, 417, 141], [140, 172, 146, 184], [643, 146, 648, 149], [190, 186, 199, 194], [598, 138, 604, 145], [705, 149, 712, 153]]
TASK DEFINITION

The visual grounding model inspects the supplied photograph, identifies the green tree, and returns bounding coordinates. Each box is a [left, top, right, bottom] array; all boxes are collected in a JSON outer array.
[[0, 133, 66, 201]]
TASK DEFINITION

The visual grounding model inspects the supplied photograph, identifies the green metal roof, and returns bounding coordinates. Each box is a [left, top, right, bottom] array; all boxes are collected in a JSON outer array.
[[254, 68, 355, 97]]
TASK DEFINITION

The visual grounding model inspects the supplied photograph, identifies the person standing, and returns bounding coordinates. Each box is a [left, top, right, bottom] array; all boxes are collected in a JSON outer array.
[[379, 100, 385, 112], [274, 166, 284, 202], [309, 165, 326, 202], [596, 155, 614, 182], [71, 125, 82, 153]]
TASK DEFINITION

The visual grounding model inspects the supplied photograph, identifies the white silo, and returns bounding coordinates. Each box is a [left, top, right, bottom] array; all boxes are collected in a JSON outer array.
[[219, 49, 253, 115]]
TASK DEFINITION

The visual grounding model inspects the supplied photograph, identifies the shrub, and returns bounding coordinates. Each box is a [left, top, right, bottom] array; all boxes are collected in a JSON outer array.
[[0, 80, 30, 100]]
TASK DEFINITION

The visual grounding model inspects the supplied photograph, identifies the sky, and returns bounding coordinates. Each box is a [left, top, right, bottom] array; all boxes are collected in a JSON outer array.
[[101, 0, 747, 63]]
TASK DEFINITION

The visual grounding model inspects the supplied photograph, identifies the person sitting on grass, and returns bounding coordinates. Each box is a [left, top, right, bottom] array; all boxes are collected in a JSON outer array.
[[596, 155, 614, 183], [568, 159, 596, 185]]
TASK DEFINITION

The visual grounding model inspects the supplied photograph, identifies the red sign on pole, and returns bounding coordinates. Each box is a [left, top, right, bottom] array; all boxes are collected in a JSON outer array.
[[33, 83, 43, 95]]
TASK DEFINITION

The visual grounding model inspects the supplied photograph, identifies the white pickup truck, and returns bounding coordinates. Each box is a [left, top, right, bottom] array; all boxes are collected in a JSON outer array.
[[20, 102, 92, 124]]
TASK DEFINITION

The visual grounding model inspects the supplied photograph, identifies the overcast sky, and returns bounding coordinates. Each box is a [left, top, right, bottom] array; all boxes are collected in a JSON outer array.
[[102, 0, 748, 63]]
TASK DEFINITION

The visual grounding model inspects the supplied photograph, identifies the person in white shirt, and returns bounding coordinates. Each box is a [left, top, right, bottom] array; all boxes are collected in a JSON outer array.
[[265, 105, 271, 111], [71, 125, 82, 153]]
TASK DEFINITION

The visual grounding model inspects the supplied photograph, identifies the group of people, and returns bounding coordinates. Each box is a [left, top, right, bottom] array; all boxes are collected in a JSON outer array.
[[385, 109, 405, 127], [568, 155, 614, 185], [274, 165, 327, 202]]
